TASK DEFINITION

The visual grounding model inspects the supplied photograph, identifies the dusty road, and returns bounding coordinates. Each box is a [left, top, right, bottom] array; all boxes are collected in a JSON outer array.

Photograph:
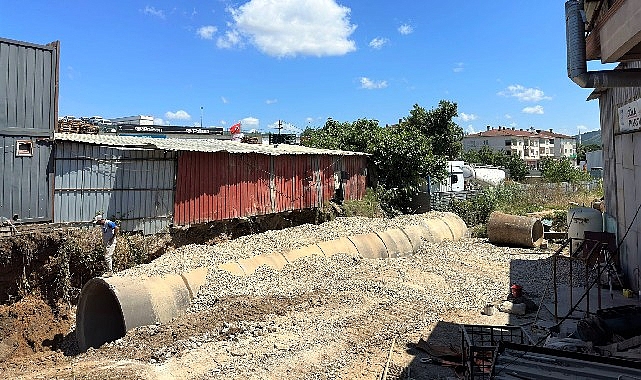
[[0, 214, 555, 379]]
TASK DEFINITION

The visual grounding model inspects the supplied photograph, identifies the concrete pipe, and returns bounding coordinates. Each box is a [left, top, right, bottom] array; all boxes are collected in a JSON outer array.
[[376, 228, 414, 258], [317, 237, 358, 257], [437, 212, 468, 240], [399, 224, 433, 250], [487, 211, 544, 248], [282, 244, 325, 263], [237, 252, 288, 275], [348, 233, 388, 259], [420, 217, 455, 241], [76, 268, 208, 351]]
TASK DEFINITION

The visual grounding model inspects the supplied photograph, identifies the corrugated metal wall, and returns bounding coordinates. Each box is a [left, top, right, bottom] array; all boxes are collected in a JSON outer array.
[[174, 152, 367, 225], [598, 61, 641, 288], [0, 38, 59, 222], [54, 141, 176, 234]]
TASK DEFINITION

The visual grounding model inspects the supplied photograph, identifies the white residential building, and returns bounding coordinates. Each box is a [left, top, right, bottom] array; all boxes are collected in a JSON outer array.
[[463, 126, 576, 168]]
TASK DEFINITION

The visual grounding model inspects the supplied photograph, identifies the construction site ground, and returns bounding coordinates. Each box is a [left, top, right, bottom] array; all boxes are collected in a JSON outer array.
[[0, 215, 576, 380]]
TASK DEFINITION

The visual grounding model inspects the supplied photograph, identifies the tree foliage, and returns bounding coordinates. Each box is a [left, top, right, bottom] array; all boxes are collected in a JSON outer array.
[[301, 101, 462, 214], [540, 157, 591, 183], [461, 146, 529, 182], [401, 101, 464, 159], [576, 143, 601, 163]]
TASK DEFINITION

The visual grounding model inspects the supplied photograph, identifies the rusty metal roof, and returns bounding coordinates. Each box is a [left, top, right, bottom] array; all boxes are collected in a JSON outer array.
[[54, 133, 369, 156]]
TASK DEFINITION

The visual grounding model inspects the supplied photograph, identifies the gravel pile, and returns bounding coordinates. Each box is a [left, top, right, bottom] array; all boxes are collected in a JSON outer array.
[[96, 213, 579, 379]]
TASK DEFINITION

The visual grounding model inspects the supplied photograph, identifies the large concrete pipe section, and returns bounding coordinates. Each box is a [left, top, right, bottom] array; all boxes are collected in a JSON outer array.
[[487, 211, 544, 248], [218, 212, 468, 275], [76, 268, 208, 351]]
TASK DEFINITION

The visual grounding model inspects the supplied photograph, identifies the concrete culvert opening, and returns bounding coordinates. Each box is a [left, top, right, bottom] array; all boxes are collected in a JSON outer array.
[[76, 278, 126, 351]]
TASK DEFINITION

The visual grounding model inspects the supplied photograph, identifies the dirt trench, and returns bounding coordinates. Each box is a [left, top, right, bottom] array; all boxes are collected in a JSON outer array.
[[0, 208, 332, 363]]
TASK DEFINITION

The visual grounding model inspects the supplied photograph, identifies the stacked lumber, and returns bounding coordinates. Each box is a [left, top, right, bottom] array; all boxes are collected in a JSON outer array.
[[57, 119, 100, 134]]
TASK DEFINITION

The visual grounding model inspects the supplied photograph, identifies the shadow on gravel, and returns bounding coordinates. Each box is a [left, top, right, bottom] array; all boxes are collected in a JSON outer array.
[[400, 255, 551, 379]]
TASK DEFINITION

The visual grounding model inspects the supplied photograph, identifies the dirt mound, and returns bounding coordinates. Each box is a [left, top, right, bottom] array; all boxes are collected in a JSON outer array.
[[0, 295, 73, 362]]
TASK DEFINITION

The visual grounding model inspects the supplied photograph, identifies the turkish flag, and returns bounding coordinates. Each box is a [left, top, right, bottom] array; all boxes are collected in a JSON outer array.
[[230, 122, 241, 134]]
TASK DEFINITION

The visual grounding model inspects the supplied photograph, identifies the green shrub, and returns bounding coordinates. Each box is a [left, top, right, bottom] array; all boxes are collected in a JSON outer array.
[[342, 189, 384, 218]]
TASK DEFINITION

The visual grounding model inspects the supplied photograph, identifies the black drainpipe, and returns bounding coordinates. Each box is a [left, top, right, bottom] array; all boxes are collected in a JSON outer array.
[[565, 0, 641, 88]]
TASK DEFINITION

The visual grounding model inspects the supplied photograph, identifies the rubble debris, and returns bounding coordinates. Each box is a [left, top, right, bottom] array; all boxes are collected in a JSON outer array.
[[498, 301, 526, 315]]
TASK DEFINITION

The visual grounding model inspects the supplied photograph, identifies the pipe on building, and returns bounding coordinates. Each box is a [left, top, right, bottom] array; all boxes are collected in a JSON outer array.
[[487, 212, 544, 248], [565, 0, 641, 88], [75, 267, 208, 351], [75, 212, 466, 350]]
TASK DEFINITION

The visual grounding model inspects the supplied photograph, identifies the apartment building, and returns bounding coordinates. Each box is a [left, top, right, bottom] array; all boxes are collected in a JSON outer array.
[[463, 126, 576, 168]]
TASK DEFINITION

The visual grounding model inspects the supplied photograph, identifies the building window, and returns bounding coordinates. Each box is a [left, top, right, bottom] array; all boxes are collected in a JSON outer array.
[[549, 139, 554, 144], [16, 140, 33, 157], [483, 140, 488, 145], [505, 140, 511, 146]]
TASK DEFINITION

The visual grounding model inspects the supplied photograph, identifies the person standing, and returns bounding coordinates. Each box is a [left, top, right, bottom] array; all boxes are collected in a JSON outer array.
[[94, 215, 119, 277]]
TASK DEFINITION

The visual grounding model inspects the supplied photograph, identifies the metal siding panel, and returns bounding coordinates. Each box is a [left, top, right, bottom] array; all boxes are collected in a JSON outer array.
[[174, 153, 186, 225], [15, 45, 26, 129], [0, 43, 8, 128], [54, 142, 175, 232], [24, 47, 35, 129], [34, 50, 44, 130], [6, 44, 18, 128]]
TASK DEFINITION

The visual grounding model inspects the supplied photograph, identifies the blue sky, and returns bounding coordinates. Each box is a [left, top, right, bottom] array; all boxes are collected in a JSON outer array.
[[2, 1, 604, 136]]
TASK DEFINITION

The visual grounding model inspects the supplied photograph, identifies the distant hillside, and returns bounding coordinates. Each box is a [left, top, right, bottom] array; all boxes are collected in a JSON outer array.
[[574, 130, 601, 146]]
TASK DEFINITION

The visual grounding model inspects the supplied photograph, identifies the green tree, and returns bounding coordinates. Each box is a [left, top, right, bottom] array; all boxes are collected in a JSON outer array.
[[576, 143, 601, 163], [504, 156, 529, 182], [461, 147, 529, 182], [400, 101, 464, 159], [302, 116, 448, 214], [540, 157, 591, 183]]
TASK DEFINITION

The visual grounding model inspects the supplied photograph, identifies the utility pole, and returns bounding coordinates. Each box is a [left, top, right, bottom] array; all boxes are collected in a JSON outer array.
[[200, 106, 203, 128], [278, 119, 282, 135]]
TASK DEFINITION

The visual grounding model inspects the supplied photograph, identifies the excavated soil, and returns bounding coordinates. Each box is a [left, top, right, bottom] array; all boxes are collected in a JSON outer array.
[[0, 214, 556, 379]]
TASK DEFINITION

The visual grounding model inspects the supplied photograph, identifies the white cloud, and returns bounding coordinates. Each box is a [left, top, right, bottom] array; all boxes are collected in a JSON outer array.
[[266, 99, 278, 104], [360, 77, 388, 89], [220, 0, 357, 57], [221, 96, 229, 104], [143, 6, 165, 19], [369, 37, 388, 49], [522, 105, 544, 114], [398, 23, 413, 35], [499, 84, 552, 102], [466, 125, 476, 134], [241, 117, 260, 126], [453, 62, 464, 73], [459, 112, 477, 122], [217, 29, 243, 49], [505, 114, 512, 119], [165, 110, 191, 120], [197, 25, 217, 40], [153, 117, 166, 125]]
